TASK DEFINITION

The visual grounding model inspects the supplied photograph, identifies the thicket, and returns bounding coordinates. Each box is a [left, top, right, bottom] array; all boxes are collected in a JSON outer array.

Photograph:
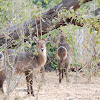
[[0, 0, 100, 74]]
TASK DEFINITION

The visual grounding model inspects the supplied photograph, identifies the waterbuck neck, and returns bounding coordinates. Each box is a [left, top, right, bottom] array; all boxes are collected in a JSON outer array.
[[59, 36, 66, 44], [34, 52, 47, 67]]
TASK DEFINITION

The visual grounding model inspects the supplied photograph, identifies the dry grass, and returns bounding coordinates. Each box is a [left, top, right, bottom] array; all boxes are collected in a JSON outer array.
[[0, 71, 100, 100]]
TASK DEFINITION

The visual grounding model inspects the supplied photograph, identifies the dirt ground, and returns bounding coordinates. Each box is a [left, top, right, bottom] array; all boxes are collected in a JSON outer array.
[[0, 71, 100, 100]]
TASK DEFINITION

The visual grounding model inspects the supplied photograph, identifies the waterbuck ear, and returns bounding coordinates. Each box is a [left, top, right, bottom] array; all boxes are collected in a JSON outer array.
[[45, 35, 51, 44], [33, 36, 39, 43]]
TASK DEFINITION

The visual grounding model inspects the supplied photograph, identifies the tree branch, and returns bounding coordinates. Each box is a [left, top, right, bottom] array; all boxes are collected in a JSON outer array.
[[0, 0, 93, 47]]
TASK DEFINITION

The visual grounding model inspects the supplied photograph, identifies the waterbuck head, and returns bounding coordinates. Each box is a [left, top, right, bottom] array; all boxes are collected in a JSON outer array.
[[33, 36, 46, 54], [36, 39, 46, 56], [53, 29, 66, 45]]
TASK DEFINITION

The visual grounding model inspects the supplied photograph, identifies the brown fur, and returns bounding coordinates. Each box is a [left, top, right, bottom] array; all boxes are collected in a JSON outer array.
[[0, 39, 47, 96], [54, 30, 72, 83]]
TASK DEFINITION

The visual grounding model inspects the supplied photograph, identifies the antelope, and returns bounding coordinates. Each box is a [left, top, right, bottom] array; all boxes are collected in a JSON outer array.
[[0, 37, 47, 96], [54, 30, 72, 83]]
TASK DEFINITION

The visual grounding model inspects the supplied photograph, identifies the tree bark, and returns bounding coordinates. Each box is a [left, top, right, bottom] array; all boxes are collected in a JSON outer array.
[[0, 0, 93, 47]]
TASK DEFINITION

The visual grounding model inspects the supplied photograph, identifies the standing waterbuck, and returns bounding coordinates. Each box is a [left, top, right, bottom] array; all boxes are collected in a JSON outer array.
[[54, 30, 72, 83], [0, 37, 47, 96]]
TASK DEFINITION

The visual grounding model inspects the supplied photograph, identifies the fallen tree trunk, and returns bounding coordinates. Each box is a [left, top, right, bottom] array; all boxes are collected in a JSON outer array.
[[0, 0, 93, 47]]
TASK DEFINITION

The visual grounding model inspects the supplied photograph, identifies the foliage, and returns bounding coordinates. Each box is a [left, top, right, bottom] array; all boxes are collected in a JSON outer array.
[[0, 0, 11, 29], [32, 0, 62, 8], [33, 0, 50, 8], [0, 0, 35, 29], [0, 0, 100, 72]]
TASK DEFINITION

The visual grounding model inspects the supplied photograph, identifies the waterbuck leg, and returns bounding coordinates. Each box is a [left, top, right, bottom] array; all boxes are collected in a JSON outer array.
[[0, 83, 4, 93], [25, 71, 34, 96], [25, 71, 30, 95], [65, 64, 69, 82], [29, 73, 34, 96], [62, 69, 64, 79], [59, 69, 62, 83], [0, 70, 6, 94]]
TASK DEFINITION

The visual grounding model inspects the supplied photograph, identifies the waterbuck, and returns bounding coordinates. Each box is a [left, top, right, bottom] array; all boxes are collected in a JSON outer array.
[[0, 37, 47, 96], [54, 30, 72, 83]]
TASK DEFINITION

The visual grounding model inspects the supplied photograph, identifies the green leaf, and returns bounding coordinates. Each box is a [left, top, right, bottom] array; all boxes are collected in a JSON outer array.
[[97, 30, 100, 35], [90, 27, 95, 34]]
